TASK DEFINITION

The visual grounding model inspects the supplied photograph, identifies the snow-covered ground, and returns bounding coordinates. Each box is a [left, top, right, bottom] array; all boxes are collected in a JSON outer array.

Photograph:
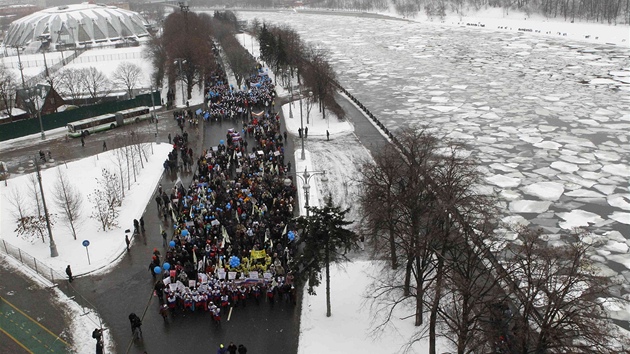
[[1, 7, 629, 353], [0, 143, 172, 276], [1, 45, 153, 91], [299, 260, 449, 354]]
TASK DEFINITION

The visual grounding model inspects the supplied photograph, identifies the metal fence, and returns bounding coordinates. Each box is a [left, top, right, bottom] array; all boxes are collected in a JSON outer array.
[[0, 239, 63, 285]]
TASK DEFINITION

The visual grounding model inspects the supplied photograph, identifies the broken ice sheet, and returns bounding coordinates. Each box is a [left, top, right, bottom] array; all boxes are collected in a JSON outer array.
[[557, 209, 605, 229], [509, 200, 552, 213], [521, 181, 564, 201]]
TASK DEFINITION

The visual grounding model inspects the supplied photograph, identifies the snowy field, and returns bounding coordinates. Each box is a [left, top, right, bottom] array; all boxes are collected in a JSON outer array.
[[1, 44, 153, 90], [0, 143, 172, 276]]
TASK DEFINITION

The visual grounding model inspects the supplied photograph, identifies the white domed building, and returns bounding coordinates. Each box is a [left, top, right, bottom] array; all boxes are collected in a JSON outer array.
[[4, 3, 150, 50]]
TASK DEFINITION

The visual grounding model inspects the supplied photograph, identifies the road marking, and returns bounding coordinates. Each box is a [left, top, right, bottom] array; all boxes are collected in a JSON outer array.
[[0, 326, 34, 353], [0, 296, 69, 353], [0, 296, 69, 346]]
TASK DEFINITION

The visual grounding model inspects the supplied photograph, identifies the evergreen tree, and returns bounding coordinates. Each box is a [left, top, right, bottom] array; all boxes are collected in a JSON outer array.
[[294, 195, 357, 317]]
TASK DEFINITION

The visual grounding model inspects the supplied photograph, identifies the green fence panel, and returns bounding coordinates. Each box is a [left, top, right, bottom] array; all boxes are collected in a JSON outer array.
[[0, 91, 161, 142]]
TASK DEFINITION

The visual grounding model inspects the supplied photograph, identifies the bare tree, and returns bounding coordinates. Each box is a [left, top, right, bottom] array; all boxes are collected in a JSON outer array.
[[111, 146, 128, 196], [80, 67, 110, 101], [89, 168, 122, 231], [89, 189, 118, 232], [15, 215, 55, 244], [58, 68, 86, 103], [111, 62, 143, 98], [27, 174, 43, 217], [504, 226, 629, 354], [6, 187, 28, 228], [53, 168, 83, 240], [0, 64, 17, 118]]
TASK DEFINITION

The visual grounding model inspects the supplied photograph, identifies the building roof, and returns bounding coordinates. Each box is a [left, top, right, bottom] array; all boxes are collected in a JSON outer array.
[[4, 3, 149, 48]]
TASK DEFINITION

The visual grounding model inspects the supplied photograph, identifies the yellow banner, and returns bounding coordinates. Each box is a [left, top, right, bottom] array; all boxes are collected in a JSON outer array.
[[250, 249, 266, 260]]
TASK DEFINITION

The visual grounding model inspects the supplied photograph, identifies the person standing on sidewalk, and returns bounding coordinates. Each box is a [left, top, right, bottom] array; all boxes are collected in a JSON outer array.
[[65, 265, 73, 283], [125, 235, 130, 251], [326, 130, 330, 141], [102, 141, 107, 151], [304, 126, 308, 138]]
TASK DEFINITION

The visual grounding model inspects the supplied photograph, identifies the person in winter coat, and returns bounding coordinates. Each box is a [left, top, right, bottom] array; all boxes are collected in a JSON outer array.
[[217, 344, 227, 354], [227, 342, 237, 354], [65, 265, 73, 282], [238, 344, 247, 354]]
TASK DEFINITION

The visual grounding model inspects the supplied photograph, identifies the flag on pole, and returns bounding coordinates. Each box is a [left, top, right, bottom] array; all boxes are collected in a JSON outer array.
[[222, 226, 231, 244]]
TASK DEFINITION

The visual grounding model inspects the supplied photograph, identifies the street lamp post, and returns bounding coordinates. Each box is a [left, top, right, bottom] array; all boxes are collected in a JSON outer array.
[[26, 86, 45, 140], [286, 71, 293, 118], [306, 91, 312, 124], [14, 45, 26, 88], [150, 86, 158, 139], [175, 59, 186, 106], [294, 168, 327, 217], [299, 84, 305, 160], [33, 156, 58, 257], [39, 37, 50, 79]]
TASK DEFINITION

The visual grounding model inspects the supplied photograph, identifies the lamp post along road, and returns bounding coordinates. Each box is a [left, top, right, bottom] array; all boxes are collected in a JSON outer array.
[[27, 86, 46, 140], [294, 168, 327, 217], [299, 84, 305, 160], [15, 45, 26, 88], [175, 59, 186, 106], [34, 157, 58, 257]]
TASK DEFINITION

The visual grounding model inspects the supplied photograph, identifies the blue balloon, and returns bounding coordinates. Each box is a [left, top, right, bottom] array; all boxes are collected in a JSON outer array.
[[154, 266, 162, 274], [229, 256, 240, 268], [288, 231, 295, 242], [169, 240, 176, 248], [163, 262, 171, 271], [181, 229, 189, 236], [220, 140, 225, 145]]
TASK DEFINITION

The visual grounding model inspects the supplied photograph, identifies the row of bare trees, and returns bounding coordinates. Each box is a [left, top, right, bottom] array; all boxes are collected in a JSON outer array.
[[212, 11, 258, 89], [390, 0, 629, 23], [56, 62, 143, 104], [358, 128, 627, 353], [150, 11, 218, 103], [255, 20, 345, 120], [0, 61, 143, 118]]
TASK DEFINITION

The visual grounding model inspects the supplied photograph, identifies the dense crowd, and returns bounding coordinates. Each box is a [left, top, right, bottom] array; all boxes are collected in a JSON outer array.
[[152, 65, 298, 326]]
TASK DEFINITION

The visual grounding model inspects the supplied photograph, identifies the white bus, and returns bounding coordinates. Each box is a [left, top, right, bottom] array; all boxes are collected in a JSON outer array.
[[67, 113, 117, 138], [66, 106, 151, 138]]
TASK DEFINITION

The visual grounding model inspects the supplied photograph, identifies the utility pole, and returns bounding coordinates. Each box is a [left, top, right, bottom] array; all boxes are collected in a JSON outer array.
[[14, 45, 26, 88], [34, 156, 58, 257], [39, 37, 50, 79], [179, 2, 189, 32], [175, 59, 186, 106]]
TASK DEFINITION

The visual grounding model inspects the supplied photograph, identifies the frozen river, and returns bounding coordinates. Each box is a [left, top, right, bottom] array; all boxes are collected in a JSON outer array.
[[238, 11, 630, 283]]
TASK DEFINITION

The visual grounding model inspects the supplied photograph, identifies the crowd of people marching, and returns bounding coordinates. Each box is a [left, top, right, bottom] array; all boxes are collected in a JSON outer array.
[[151, 63, 298, 331]]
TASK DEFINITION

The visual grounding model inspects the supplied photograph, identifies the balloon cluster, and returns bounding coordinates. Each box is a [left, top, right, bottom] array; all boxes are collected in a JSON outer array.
[[288, 231, 296, 242], [229, 255, 241, 268]]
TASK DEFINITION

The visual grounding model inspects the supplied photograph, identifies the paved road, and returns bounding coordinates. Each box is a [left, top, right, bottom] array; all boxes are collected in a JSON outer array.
[[0, 260, 71, 354]]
